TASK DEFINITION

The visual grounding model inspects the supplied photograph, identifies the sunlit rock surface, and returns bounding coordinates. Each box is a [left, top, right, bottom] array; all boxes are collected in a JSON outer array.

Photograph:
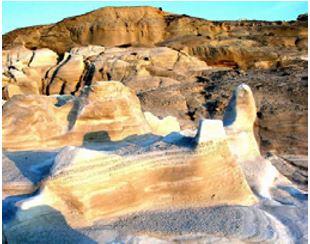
[[2, 43, 307, 189], [3, 84, 307, 243], [2, 46, 58, 99], [2, 6, 308, 243], [3, 81, 181, 151]]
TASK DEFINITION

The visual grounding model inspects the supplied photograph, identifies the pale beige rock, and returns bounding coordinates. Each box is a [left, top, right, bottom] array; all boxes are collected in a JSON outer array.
[[195, 119, 226, 144], [2, 84, 24, 99], [254, 60, 276, 69], [44, 53, 85, 95], [2, 46, 59, 99], [223, 84, 284, 198], [70, 45, 106, 58], [2, 45, 33, 69], [73, 81, 151, 141], [29, 48, 58, 67], [3, 81, 179, 150], [144, 112, 180, 136], [19, 136, 257, 227], [2, 95, 72, 150], [90, 47, 208, 83], [223, 83, 260, 159]]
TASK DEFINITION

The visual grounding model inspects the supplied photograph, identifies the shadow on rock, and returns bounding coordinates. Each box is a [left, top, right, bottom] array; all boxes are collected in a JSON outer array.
[[4, 151, 57, 184], [82, 130, 194, 153], [4, 205, 97, 244], [2, 190, 39, 224]]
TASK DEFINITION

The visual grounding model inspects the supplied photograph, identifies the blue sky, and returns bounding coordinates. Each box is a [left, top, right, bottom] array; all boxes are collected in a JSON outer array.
[[3, 1, 308, 34]]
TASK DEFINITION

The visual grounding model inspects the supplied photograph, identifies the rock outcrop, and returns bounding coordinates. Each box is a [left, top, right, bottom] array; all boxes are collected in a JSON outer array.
[[3, 84, 307, 243], [19, 139, 257, 227], [224, 84, 282, 198], [2, 81, 180, 150], [2, 44, 307, 188], [3, 7, 307, 71], [2, 46, 58, 98], [3, 46, 208, 98]]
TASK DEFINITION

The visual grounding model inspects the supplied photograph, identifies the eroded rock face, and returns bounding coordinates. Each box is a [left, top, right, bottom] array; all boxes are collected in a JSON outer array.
[[3, 84, 307, 243], [19, 139, 257, 227], [3, 46, 208, 98], [2, 46, 58, 99], [3, 7, 167, 53], [223, 84, 282, 198], [2, 44, 307, 188], [16, 108, 259, 227], [2, 6, 308, 243], [224, 83, 260, 159], [2, 81, 180, 150], [3, 7, 307, 71]]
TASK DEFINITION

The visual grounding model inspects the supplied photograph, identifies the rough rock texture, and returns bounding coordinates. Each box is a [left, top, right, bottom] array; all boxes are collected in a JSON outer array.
[[224, 84, 284, 198], [2, 81, 180, 151], [19, 140, 257, 227], [3, 84, 307, 243], [2, 6, 308, 243], [2, 46, 58, 98], [2, 9, 307, 188], [3, 7, 307, 70]]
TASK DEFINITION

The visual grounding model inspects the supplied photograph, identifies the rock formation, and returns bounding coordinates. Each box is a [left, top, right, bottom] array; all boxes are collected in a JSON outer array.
[[2, 43, 307, 188], [2, 81, 180, 150], [2, 6, 308, 243], [3, 7, 307, 71], [3, 84, 307, 243], [224, 84, 283, 198], [19, 139, 257, 227], [2, 46, 58, 98], [2, 17, 307, 187]]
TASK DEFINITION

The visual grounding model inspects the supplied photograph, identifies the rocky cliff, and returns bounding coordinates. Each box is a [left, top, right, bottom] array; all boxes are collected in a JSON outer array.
[[4, 7, 307, 69]]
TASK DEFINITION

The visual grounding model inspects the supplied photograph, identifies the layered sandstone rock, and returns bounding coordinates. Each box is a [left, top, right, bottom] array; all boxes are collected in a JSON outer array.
[[2, 44, 307, 188], [8, 84, 280, 226], [2, 6, 308, 243], [19, 137, 257, 227], [3, 84, 307, 243], [3, 7, 307, 71], [224, 84, 285, 198], [2, 46, 58, 99], [2, 81, 180, 150], [3, 7, 167, 53], [3, 46, 208, 98]]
